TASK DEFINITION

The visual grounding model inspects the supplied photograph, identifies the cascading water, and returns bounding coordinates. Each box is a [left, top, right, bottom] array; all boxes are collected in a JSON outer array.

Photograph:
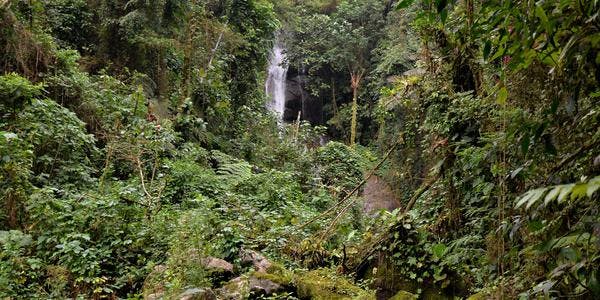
[[265, 41, 288, 121]]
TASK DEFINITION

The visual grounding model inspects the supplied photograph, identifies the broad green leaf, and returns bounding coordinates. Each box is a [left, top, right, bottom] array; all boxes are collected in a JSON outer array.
[[521, 134, 530, 154], [534, 5, 551, 34], [491, 46, 506, 61], [435, 0, 448, 13], [396, 0, 416, 9], [483, 40, 492, 59], [551, 233, 591, 250], [527, 220, 544, 232], [440, 9, 448, 23], [559, 247, 578, 262]]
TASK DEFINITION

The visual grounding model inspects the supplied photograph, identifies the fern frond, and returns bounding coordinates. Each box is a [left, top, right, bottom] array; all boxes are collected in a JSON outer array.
[[515, 176, 600, 210]]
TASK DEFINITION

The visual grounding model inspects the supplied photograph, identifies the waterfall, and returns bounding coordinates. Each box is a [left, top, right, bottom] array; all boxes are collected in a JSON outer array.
[[265, 41, 288, 121]]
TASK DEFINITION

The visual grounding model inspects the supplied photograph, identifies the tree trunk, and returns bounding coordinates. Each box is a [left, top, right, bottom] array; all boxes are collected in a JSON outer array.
[[350, 72, 362, 146], [181, 19, 193, 104], [331, 78, 338, 118]]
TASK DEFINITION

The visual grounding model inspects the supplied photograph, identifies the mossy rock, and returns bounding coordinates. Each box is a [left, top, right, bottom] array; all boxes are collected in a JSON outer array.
[[467, 292, 487, 300], [389, 290, 418, 300], [294, 268, 375, 300], [251, 270, 293, 287], [218, 276, 250, 300]]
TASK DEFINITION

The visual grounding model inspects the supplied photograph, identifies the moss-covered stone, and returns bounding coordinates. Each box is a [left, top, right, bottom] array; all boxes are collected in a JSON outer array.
[[294, 268, 375, 300], [467, 292, 488, 300], [389, 290, 418, 300], [251, 270, 293, 286], [217, 276, 250, 300]]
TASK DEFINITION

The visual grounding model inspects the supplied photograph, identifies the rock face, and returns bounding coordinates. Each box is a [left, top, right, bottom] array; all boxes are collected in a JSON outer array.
[[362, 176, 401, 216], [178, 288, 217, 300], [239, 249, 272, 273], [283, 68, 323, 125]]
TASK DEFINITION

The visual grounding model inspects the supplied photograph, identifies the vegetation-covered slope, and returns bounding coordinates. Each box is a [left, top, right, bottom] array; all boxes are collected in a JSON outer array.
[[1, 0, 598, 299]]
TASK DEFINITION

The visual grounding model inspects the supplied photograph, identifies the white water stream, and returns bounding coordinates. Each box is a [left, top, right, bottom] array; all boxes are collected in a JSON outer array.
[[265, 42, 288, 121]]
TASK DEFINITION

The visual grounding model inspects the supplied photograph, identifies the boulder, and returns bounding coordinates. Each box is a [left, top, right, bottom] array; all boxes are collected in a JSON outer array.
[[248, 276, 284, 296], [146, 293, 164, 300], [178, 288, 217, 300], [217, 275, 284, 299], [202, 257, 234, 274], [295, 269, 375, 300], [218, 276, 250, 300], [389, 290, 418, 300], [239, 249, 272, 272]]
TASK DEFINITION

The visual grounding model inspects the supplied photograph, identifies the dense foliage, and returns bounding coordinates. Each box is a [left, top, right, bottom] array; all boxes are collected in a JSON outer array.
[[1, 0, 598, 299]]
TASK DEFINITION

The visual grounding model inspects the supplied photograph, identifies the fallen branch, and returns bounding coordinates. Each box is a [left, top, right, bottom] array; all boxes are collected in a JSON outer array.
[[403, 173, 440, 213], [316, 139, 402, 240], [294, 136, 403, 232], [350, 171, 441, 275]]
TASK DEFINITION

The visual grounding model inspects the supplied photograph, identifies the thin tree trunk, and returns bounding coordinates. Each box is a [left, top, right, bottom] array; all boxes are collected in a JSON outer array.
[[350, 85, 358, 146], [157, 47, 167, 102], [181, 15, 194, 102], [331, 78, 338, 118], [200, 24, 226, 85], [465, 0, 474, 28], [350, 72, 363, 146]]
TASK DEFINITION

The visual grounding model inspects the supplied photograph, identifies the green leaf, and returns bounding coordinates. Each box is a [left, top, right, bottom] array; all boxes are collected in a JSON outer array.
[[527, 220, 544, 232], [587, 177, 600, 198], [544, 186, 561, 205], [435, 0, 448, 13], [534, 5, 551, 34], [491, 46, 506, 61], [557, 184, 574, 203], [432, 243, 447, 258], [516, 188, 546, 209], [570, 183, 587, 200], [559, 247, 578, 262], [521, 134, 530, 154], [497, 87, 508, 105], [483, 40, 492, 59], [396, 0, 416, 10], [526, 188, 546, 209], [441, 9, 448, 23]]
